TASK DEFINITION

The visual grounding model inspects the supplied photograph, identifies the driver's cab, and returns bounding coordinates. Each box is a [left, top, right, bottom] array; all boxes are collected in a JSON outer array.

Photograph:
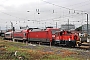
[[55, 30, 67, 37], [55, 31, 60, 36]]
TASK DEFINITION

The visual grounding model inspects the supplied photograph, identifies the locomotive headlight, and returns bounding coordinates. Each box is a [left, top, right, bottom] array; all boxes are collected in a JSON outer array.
[[52, 35, 55, 37], [69, 38, 71, 41]]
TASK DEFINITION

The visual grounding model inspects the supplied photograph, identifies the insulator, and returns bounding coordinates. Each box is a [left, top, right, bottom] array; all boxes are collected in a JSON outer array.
[[27, 11, 30, 12], [36, 9, 37, 12], [69, 10, 70, 14], [74, 10, 75, 13], [38, 9, 39, 12], [53, 10, 54, 13]]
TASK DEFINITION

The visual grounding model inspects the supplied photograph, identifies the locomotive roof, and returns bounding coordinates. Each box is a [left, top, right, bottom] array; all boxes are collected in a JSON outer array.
[[5, 31, 12, 34]]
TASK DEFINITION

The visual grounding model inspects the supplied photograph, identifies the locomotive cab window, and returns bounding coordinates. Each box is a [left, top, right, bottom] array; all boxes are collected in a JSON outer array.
[[23, 33, 26, 36], [51, 30, 60, 34], [55, 32, 59, 36], [60, 32, 63, 36], [6, 34, 10, 36], [67, 31, 71, 34]]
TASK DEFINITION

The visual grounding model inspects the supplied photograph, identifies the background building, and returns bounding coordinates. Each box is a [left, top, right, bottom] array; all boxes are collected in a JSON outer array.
[[61, 24, 75, 30], [82, 24, 90, 34]]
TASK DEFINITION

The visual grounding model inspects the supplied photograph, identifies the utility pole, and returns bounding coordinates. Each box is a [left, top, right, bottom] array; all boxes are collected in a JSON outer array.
[[11, 22, 13, 30], [68, 19, 69, 30], [0, 26, 1, 31], [56, 22, 57, 28], [0, 26, 1, 33], [11, 22, 14, 41], [6, 25, 7, 31], [85, 13, 88, 37], [87, 13, 88, 36], [45, 22, 46, 28]]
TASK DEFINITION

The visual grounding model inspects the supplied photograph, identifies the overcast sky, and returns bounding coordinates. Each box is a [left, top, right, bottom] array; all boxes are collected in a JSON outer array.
[[0, 0, 90, 30]]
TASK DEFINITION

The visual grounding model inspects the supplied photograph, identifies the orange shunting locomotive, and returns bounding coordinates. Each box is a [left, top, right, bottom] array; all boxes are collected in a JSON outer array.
[[54, 30, 79, 47]]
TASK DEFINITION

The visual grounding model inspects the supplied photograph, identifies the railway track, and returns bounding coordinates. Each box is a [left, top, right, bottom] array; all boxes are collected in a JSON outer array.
[[53, 45, 90, 52], [76, 43, 90, 50], [2, 37, 90, 51], [37, 42, 90, 51]]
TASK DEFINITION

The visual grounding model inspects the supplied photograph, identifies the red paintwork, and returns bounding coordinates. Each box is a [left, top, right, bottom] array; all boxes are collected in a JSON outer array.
[[27, 28, 60, 42], [13, 30, 28, 39], [4, 31, 12, 39], [4, 28, 59, 42], [4, 28, 79, 46], [55, 31, 79, 41]]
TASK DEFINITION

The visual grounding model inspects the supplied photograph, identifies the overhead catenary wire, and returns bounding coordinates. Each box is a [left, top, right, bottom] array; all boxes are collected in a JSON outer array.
[[0, 11, 27, 21], [0, 0, 87, 22], [0, 9, 85, 27], [38, 0, 89, 25], [66, 0, 90, 7], [0, 11, 42, 23], [71, 2, 90, 9], [40, 12, 83, 21], [41, 0, 87, 13], [0, 0, 89, 28]]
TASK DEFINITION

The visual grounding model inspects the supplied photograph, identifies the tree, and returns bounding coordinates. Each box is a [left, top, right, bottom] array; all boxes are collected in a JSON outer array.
[[75, 26, 82, 31]]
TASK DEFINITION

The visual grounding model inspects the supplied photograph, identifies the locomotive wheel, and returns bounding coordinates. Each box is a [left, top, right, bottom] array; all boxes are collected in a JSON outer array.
[[52, 40, 60, 46], [51, 40, 55, 45], [65, 41, 71, 47], [65, 41, 76, 47]]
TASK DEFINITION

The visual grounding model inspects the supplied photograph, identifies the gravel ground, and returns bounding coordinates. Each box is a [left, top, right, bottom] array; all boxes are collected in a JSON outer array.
[[1, 39, 90, 60], [19, 42, 90, 60]]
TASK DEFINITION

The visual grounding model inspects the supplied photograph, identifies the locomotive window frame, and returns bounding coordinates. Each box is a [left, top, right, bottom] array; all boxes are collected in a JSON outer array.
[[60, 31, 63, 36], [5, 34, 11, 36], [55, 32, 59, 36], [51, 30, 60, 34], [23, 33, 26, 36]]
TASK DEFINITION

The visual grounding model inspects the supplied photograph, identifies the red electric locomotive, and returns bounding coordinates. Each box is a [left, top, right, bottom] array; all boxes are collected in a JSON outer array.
[[27, 28, 60, 43]]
